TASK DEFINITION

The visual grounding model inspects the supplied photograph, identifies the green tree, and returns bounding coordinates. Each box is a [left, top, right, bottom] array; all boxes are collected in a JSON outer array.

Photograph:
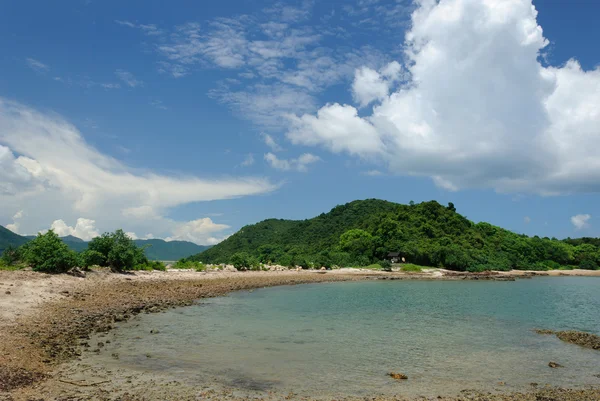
[[339, 229, 374, 260], [87, 230, 148, 271], [230, 252, 250, 270], [21, 231, 78, 273]]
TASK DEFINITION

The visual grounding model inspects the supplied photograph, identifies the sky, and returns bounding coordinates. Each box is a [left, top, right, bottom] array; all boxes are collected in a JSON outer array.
[[1, 0, 600, 244]]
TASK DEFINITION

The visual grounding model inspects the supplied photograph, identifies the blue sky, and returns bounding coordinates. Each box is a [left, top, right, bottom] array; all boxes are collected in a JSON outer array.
[[1, 0, 599, 244]]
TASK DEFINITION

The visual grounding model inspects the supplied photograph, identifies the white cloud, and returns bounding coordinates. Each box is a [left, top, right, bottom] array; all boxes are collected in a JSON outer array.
[[126, 232, 139, 240], [285, 0, 600, 195], [50, 218, 100, 241], [0, 98, 276, 240], [115, 20, 164, 36], [524, 216, 531, 224], [115, 69, 144, 88], [352, 61, 402, 107], [571, 214, 591, 230], [165, 217, 230, 245], [264, 152, 320, 172], [287, 103, 384, 157], [261, 133, 283, 152], [241, 153, 255, 167], [26, 58, 49, 73], [5, 210, 24, 234], [362, 170, 383, 176]]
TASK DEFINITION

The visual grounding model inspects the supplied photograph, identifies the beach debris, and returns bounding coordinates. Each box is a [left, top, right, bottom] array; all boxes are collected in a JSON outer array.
[[548, 361, 564, 368], [388, 372, 408, 380], [150, 329, 160, 334], [5, 290, 11, 295]]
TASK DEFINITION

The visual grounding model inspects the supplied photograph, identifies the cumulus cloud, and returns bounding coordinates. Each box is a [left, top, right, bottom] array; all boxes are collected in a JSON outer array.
[[285, 0, 600, 195], [571, 214, 591, 230], [51, 218, 100, 241], [264, 152, 320, 172], [0, 98, 276, 242], [352, 61, 402, 107], [6, 210, 24, 234], [165, 218, 230, 244]]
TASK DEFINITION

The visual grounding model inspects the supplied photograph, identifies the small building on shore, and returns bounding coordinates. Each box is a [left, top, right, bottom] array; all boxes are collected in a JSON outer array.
[[387, 252, 404, 263]]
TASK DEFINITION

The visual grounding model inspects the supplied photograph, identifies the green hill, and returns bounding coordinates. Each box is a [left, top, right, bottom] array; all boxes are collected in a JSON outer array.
[[0, 226, 30, 254], [188, 199, 600, 271], [133, 239, 211, 261], [0, 228, 209, 261]]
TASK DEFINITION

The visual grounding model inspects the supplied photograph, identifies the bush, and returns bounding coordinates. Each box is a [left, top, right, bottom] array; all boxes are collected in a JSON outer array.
[[21, 231, 78, 273], [79, 250, 105, 268], [1, 245, 21, 266], [579, 258, 599, 270], [88, 230, 147, 271], [132, 260, 166, 271], [379, 260, 392, 271], [231, 252, 250, 270], [401, 264, 423, 272]]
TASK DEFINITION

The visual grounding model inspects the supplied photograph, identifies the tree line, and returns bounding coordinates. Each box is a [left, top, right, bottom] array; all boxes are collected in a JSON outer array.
[[0, 229, 164, 273]]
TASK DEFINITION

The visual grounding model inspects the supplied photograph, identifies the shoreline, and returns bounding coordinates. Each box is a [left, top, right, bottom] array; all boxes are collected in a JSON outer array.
[[1, 269, 599, 400]]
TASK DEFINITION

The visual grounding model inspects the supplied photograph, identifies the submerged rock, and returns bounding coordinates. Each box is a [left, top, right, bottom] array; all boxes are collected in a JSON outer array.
[[388, 372, 408, 380], [548, 361, 564, 368]]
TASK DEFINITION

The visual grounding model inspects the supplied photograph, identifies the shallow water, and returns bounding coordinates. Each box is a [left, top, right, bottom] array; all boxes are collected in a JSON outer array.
[[84, 278, 600, 398]]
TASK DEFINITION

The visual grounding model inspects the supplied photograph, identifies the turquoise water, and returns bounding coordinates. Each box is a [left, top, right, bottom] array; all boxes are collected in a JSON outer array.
[[87, 278, 600, 397]]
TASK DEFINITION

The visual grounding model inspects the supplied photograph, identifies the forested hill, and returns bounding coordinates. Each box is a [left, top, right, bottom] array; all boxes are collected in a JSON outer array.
[[0, 225, 29, 254], [188, 199, 600, 272], [0, 227, 210, 261]]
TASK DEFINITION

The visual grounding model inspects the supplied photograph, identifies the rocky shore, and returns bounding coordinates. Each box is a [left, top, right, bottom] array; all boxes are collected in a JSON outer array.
[[1, 269, 599, 401]]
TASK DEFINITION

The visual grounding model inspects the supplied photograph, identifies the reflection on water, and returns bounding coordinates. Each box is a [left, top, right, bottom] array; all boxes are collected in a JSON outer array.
[[82, 278, 600, 398]]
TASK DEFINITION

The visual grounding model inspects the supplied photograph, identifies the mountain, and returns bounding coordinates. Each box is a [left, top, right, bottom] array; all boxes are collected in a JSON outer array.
[[0, 227, 209, 261], [188, 199, 600, 271], [0, 226, 29, 254], [61, 235, 85, 243], [133, 239, 211, 261]]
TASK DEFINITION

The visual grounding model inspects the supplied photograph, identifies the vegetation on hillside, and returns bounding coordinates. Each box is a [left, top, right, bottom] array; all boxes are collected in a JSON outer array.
[[186, 199, 600, 271]]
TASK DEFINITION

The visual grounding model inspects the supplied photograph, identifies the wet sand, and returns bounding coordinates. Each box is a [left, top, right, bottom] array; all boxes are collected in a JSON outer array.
[[1, 268, 599, 400]]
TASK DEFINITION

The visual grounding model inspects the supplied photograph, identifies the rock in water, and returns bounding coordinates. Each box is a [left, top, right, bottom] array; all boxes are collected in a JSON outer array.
[[548, 361, 564, 368], [388, 372, 408, 380]]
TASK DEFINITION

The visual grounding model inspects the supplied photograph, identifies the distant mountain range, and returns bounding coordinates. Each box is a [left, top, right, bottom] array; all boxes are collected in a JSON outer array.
[[0, 226, 211, 261]]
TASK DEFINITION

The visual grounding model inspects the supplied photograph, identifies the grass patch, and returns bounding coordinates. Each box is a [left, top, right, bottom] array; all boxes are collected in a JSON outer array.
[[364, 264, 383, 270], [401, 264, 423, 272], [0, 261, 26, 271], [173, 260, 207, 271]]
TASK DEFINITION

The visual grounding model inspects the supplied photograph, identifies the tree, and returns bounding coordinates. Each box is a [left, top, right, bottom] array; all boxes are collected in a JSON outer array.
[[447, 202, 456, 212], [87, 230, 148, 271], [21, 231, 78, 273], [339, 229, 374, 260], [230, 252, 249, 270]]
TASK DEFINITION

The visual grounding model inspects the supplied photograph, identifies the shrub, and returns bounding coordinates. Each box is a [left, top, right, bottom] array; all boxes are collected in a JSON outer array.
[[88, 230, 148, 271], [79, 250, 105, 268], [579, 258, 599, 270], [132, 260, 166, 271], [1, 245, 21, 266], [401, 264, 423, 272], [21, 231, 78, 273], [379, 260, 393, 271], [231, 252, 250, 270]]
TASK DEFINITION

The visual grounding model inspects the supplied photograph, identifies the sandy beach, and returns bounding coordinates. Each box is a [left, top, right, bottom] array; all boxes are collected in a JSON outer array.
[[1, 268, 599, 401]]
